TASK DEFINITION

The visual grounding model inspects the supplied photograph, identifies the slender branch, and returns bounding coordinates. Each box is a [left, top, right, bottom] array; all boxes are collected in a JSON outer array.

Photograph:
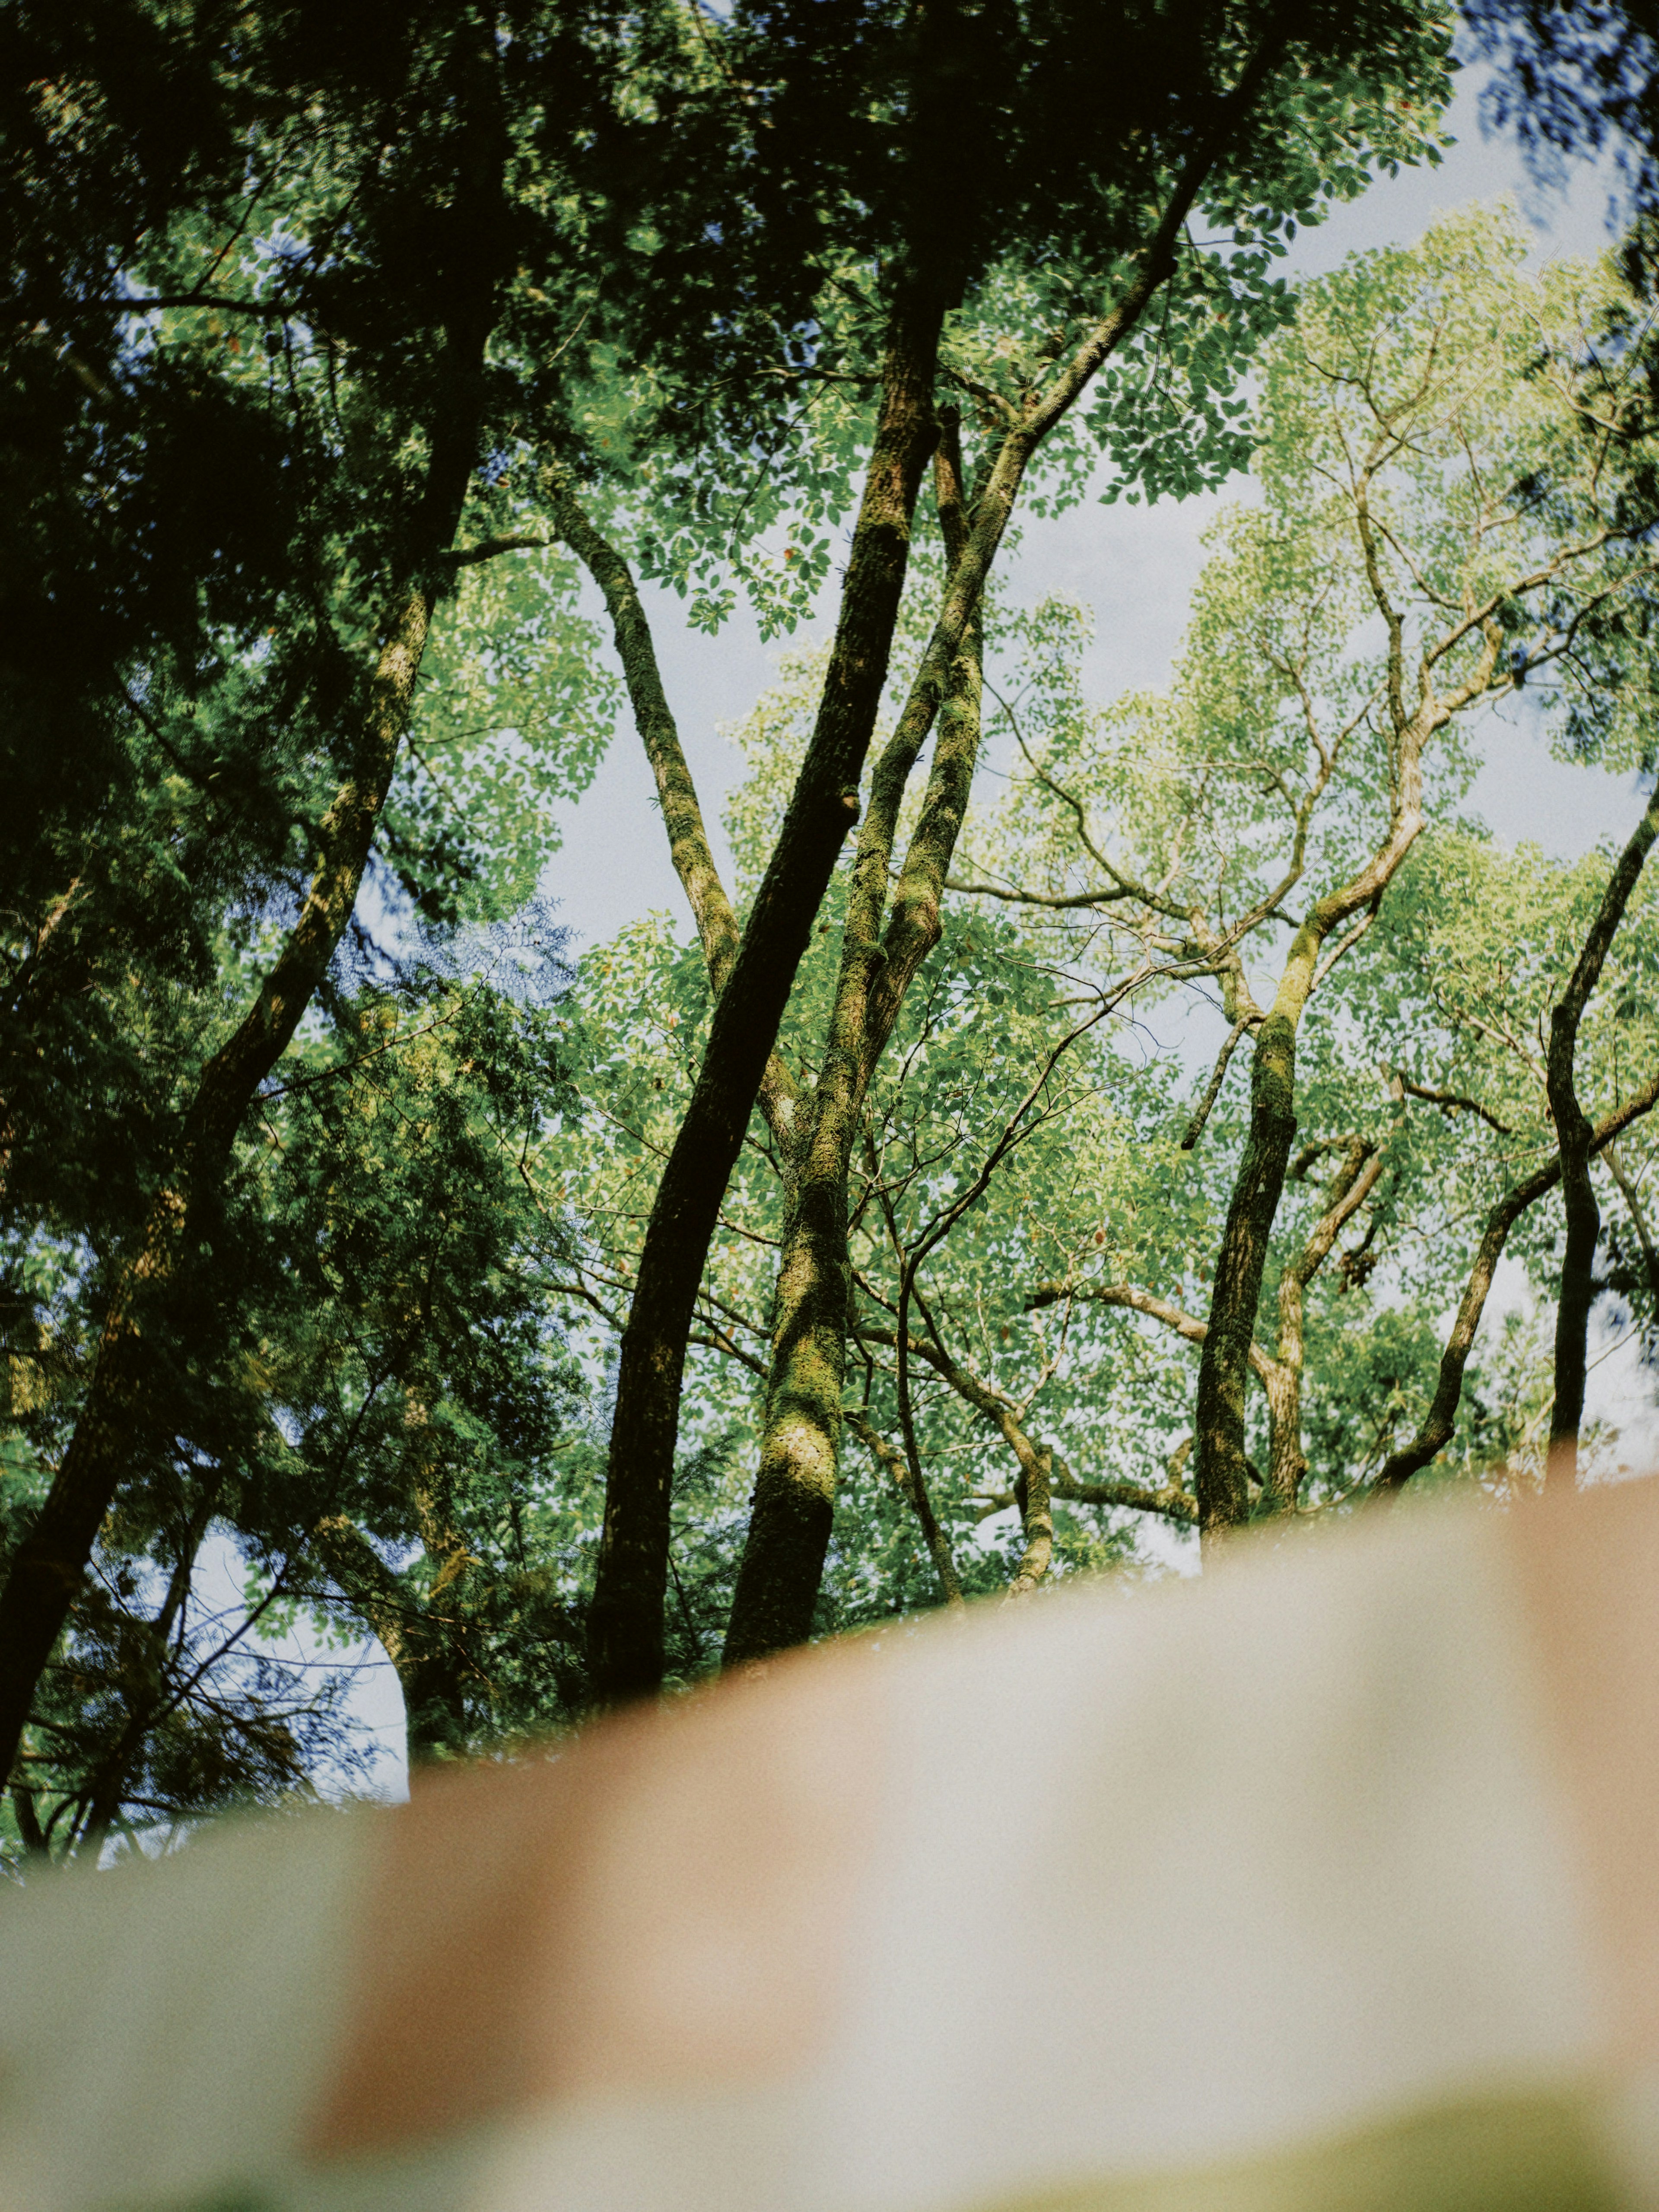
[[1395, 1072, 1515, 1135], [1181, 1016, 1252, 1149], [549, 478, 801, 1162], [1604, 1139, 1659, 1307], [1047, 1445, 1198, 1527], [450, 533, 552, 567], [844, 1408, 963, 1606]]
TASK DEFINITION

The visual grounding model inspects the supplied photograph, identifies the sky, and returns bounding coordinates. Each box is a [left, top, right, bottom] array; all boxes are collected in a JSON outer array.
[[302, 68, 1657, 1798]]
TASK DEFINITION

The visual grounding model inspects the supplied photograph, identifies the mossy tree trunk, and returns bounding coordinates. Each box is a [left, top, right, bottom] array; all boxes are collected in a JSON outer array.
[[585, 299, 946, 1705]]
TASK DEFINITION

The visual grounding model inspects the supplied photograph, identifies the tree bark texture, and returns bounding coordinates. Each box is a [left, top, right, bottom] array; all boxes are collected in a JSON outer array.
[[590, 304, 945, 1700], [722, 430, 983, 1666], [0, 108, 502, 1792], [718, 102, 1268, 1656], [1546, 787, 1659, 1488], [1003, 1437, 1055, 1599], [592, 19, 1316, 1694]]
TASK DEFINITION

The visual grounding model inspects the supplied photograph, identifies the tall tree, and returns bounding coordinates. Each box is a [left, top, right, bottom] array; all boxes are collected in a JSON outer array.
[[583, 0, 1456, 1695], [0, 0, 636, 1793], [536, 206, 1659, 1652]]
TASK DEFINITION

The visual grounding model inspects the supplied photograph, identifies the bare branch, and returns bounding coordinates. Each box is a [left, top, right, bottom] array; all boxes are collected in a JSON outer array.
[[1394, 1071, 1514, 1136], [844, 1409, 963, 1606], [1180, 1015, 1253, 1149]]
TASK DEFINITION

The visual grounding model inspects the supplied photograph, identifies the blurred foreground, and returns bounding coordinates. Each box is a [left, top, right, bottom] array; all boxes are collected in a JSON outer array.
[[4, 1479, 1659, 2212]]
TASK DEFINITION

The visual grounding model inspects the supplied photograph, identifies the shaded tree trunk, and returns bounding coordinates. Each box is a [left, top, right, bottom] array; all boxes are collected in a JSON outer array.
[[1194, 1007, 1302, 1538], [1546, 786, 1659, 1487], [1378, 1069, 1659, 1491]]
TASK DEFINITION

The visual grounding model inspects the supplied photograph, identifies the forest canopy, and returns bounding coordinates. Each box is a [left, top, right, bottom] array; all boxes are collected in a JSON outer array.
[[6, 0, 1659, 1860]]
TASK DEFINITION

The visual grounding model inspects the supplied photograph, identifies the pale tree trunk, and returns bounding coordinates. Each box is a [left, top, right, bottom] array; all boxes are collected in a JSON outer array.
[[313, 1516, 470, 1769], [1003, 1436, 1055, 1600], [1254, 1130, 1392, 1513]]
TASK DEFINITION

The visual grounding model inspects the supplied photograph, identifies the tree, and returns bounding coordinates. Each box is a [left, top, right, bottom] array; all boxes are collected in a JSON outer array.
[[576, 0, 1456, 1694], [19, 11, 1659, 1835], [542, 204, 1659, 1657], [0, 0, 643, 1796]]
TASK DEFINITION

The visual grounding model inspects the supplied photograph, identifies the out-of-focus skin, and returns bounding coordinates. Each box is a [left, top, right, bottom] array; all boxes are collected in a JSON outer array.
[[1503, 1479, 1659, 2072], [307, 1643, 886, 2158]]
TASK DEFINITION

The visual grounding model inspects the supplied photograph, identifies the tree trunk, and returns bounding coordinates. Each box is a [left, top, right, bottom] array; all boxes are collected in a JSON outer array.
[[1193, 1009, 1300, 1540], [1546, 787, 1659, 1488], [10, 1780, 46, 1856], [1190, 540, 1452, 1538], [590, 29, 1300, 1697], [589, 302, 945, 1701], [1004, 1440, 1055, 1599], [1256, 1134, 1387, 1515], [722, 430, 982, 1664], [313, 1517, 469, 1769]]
